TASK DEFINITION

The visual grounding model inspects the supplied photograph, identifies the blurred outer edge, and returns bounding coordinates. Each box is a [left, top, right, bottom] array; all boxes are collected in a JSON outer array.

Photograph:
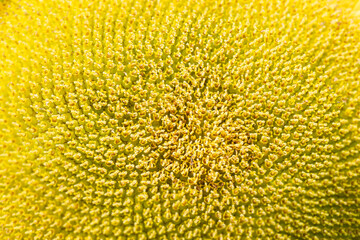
[[354, 1, 360, 15]]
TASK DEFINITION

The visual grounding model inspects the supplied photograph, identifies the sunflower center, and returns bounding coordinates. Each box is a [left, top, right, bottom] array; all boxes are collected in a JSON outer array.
[[141, 85, 263, 187]]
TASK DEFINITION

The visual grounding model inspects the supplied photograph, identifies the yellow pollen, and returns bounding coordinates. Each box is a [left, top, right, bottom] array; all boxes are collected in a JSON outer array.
[[0, 0, 360, 240]]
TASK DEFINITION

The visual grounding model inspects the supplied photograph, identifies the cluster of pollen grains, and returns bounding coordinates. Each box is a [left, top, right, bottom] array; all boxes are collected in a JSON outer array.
[[1, 0, 360, 239]]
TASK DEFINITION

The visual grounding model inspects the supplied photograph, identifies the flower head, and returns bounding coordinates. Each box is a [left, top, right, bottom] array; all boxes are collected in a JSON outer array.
[[1, 0, 360, 239]]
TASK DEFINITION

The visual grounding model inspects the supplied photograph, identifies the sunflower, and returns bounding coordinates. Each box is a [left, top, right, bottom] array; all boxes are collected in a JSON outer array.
[[0, 0, 359, 239]]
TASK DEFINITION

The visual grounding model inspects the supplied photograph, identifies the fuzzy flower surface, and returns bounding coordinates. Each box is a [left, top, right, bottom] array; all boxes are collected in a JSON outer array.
[[0, 0, 360, 239]]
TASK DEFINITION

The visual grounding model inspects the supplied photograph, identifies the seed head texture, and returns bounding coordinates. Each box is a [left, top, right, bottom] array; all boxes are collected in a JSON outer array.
[[0, 0, 360, 239]]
